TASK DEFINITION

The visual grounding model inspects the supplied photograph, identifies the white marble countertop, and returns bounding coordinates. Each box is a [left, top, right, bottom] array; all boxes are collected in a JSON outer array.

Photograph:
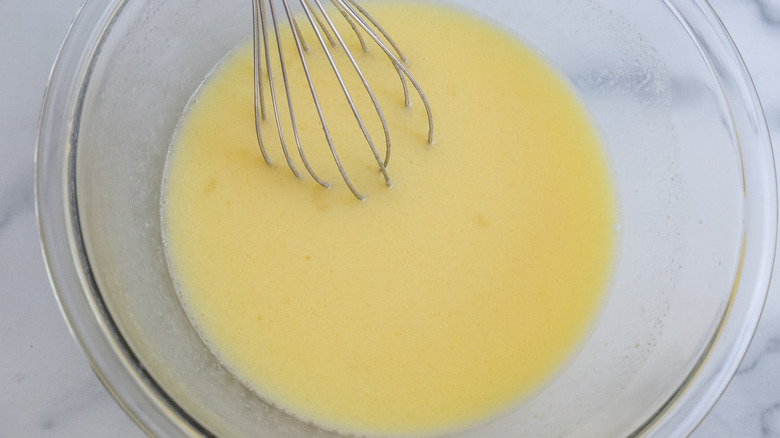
[[1, 0, 779, 436]]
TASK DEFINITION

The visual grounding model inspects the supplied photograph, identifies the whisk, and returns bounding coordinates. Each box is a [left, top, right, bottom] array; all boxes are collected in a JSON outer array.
[[251, 0, 434, 200]]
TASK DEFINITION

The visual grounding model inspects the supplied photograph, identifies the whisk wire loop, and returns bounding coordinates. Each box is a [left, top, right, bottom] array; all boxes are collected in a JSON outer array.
[[252, 0, 434, 199], [332, 0, 434, 145], [252, 0, 270, 163], [302, 0, 337, 47], [345, 0, 408, 63], [286, 0, 365, 198], [308, 0, 392, 185], [270, 0, 331, 186]]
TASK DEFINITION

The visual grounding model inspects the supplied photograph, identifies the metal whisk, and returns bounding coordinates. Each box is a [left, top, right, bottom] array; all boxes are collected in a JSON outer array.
[[252, 0, 434, 200]]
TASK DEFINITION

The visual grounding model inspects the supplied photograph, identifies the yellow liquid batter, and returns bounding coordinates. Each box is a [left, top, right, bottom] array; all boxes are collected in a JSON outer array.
[[163, 2, 615, 436]]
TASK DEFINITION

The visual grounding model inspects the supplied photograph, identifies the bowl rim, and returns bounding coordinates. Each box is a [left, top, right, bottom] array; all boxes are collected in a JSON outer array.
[[35, 0, 213, 435], [632, 0, 777, 435], [35, 0, 777, 436]]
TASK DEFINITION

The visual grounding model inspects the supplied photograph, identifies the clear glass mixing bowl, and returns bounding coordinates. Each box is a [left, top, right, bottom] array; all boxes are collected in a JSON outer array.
[[36, 0, 776, 436]]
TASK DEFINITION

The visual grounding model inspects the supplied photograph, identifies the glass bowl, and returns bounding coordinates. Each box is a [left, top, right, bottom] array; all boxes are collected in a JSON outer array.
[[36, 0, 776, 436]]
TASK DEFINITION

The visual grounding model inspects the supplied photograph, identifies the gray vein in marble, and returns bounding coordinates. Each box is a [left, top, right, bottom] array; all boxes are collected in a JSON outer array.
[[760, 400, 780, 437], [736, 337, 780, 375], [750, 0, 780, 24], [32, 376, 112, 434], [0, 172, 33, 237]]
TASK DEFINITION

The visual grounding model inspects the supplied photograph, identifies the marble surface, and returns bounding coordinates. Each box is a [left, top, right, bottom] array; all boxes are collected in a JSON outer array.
[[1, 0, 779, 436]]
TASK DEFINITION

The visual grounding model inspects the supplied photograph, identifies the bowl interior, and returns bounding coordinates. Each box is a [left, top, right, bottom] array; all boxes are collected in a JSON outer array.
[[46, 0, 773, 436]]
